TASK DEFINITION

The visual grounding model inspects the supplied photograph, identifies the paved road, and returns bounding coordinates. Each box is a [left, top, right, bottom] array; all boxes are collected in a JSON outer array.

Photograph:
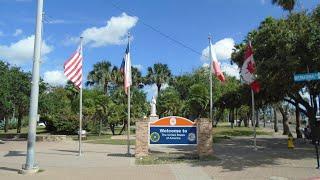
[[0, 135, 319, 180]]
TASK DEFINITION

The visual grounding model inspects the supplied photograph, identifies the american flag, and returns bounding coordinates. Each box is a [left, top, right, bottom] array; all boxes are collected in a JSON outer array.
[[64, 44, 83, 89]]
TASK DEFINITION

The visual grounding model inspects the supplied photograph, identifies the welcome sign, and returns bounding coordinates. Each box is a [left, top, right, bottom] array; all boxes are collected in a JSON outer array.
[[149, 116, 197, 145]]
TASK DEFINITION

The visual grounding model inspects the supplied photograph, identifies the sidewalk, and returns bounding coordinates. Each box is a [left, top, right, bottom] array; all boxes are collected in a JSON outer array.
[[0, 136, 319, 180]]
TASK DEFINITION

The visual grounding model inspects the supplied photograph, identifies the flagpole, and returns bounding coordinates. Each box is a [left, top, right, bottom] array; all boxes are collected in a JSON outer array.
[[208, 36, 213, 122], [251, 89, 257, 150], [21, 0, 43, 174], [78, 37, 83, 156], [127, 33, 131, 155]]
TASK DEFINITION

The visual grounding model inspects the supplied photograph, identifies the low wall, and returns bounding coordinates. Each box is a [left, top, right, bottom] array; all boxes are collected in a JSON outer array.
[[36, 135, 67, 142]]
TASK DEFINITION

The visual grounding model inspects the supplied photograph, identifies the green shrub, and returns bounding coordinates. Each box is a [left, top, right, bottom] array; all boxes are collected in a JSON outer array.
[[42, 113, 81, 135], [0, 118, 18, 130]]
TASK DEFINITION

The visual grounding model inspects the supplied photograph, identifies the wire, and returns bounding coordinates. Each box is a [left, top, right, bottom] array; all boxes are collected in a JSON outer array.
[[109, 1, 206, 57]]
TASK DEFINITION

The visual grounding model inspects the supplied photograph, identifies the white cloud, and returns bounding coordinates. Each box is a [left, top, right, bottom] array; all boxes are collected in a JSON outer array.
[[202, 63, 209, 68], [221, 63, 240, 79], [133, 64, 143, 71], [43, 70, 68, 86], [0, 35, 53, 65], [13, 29, 23, 36], [201, 38, 235, 61], [70, 13, 138, 47]]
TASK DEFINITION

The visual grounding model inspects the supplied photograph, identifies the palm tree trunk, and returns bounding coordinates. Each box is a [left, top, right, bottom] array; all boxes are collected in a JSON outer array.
[[295, 102, 302, 138], [273, 107, 279, 132], [99, 118, 102, 136], [109, 124, 115, 135], [278, 105, 290, 135], [17, 114, 22, 134], [4, 117, 8, 133], [119, 121, 127, 135], [157, 84, 161, 96], [255, 111, 259, 127]]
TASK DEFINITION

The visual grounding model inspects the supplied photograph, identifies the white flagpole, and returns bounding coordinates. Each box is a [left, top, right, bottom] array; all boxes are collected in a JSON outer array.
[[127, 33, 131, 155], [251, 89, 257, 150], [208, 36, 213, 122], [79, 37, 83, 156]]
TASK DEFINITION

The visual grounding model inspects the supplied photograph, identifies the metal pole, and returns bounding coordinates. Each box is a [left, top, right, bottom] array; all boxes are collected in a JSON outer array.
[[79, 87, 83, 156], [78, 37, 83, 156], [23, 0, 43, 172], [127, 86, 131, 155], [208, 36, 213, 122], [127, 34, 131, 155], [252, 89, 257, 150], [316, 141, 320, 169]]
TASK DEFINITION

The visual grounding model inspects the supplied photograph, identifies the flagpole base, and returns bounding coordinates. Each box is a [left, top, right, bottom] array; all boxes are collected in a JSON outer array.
[[19, 164, 39, 174]]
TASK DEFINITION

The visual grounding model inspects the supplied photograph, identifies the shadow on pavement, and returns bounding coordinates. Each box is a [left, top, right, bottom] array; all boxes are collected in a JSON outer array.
[[107, 153, 134, 157], [0, 167, 19, 173], [152, 137, 316, 171], [4, 151, 26, 157]]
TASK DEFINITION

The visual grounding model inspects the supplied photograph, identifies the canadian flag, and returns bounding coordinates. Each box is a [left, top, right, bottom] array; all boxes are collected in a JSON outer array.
[[209, 40, 225, 82], [241, 42, 260, 93]]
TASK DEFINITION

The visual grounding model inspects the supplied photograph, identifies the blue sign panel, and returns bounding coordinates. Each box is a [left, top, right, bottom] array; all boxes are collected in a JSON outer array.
[[149, 126, 197, 145], [294, 72, 320, 82]]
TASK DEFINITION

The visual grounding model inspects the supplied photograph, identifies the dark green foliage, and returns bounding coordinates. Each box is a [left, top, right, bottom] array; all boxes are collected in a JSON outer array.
[[231, 6, 320, 127], [157, 87, 182, 117]]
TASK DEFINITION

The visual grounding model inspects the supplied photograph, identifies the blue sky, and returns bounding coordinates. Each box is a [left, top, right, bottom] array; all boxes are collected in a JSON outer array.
[[0, 0, 319, 98]]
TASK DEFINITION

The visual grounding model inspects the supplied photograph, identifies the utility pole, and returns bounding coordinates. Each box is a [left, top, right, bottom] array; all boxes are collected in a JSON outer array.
[[20, 0, 43, 174]]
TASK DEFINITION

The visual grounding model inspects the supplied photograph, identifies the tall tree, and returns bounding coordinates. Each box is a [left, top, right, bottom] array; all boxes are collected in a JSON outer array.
[[9, 67, 31, 133], [145, 63, 172, 96], [86, 61, 113, 94], [272, 0, 296, 13], [231, 7, 320, 133]]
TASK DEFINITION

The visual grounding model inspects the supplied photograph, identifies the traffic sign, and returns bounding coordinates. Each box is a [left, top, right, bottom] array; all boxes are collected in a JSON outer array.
[[294, 72, 320, 82]]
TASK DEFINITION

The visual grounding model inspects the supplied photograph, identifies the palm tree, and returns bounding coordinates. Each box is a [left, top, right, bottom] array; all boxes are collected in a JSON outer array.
[[86, 61, 113, 94], [145, 63, 172, 96], [272, 0, 296, 13]]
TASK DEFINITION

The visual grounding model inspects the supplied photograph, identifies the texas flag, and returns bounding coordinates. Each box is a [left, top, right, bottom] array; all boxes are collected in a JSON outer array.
[[120, 42, 132, 94], [209, 40, 225, 82], [241, 42, 260, 93]]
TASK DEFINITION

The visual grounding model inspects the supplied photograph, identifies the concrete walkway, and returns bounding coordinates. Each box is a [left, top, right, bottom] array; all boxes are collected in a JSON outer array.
[[0, 136, 320, 180]]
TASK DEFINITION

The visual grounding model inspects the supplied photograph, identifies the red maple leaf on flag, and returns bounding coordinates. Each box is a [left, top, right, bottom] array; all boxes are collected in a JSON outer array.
[[247, 61, 255, 74]]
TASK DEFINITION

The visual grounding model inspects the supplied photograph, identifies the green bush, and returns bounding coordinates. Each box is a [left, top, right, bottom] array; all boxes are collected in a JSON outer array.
[[0, 118, 18, 130], [42, 113, 80, 135]]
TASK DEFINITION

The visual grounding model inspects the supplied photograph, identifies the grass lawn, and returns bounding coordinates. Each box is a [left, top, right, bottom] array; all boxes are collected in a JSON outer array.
[[76, 134, 136, 145], [212, 123, 273, 143], [135, 153, 218, 165]]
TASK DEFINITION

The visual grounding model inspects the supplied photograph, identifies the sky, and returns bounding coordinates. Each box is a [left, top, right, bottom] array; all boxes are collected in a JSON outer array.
[[0, 0, 319, 99]]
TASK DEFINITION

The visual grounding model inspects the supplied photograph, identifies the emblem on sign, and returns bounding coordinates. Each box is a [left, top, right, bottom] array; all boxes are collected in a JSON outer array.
[[150, 132, 160, 142], [188, 133, 196, 142], [170, 117, 176, 126]]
